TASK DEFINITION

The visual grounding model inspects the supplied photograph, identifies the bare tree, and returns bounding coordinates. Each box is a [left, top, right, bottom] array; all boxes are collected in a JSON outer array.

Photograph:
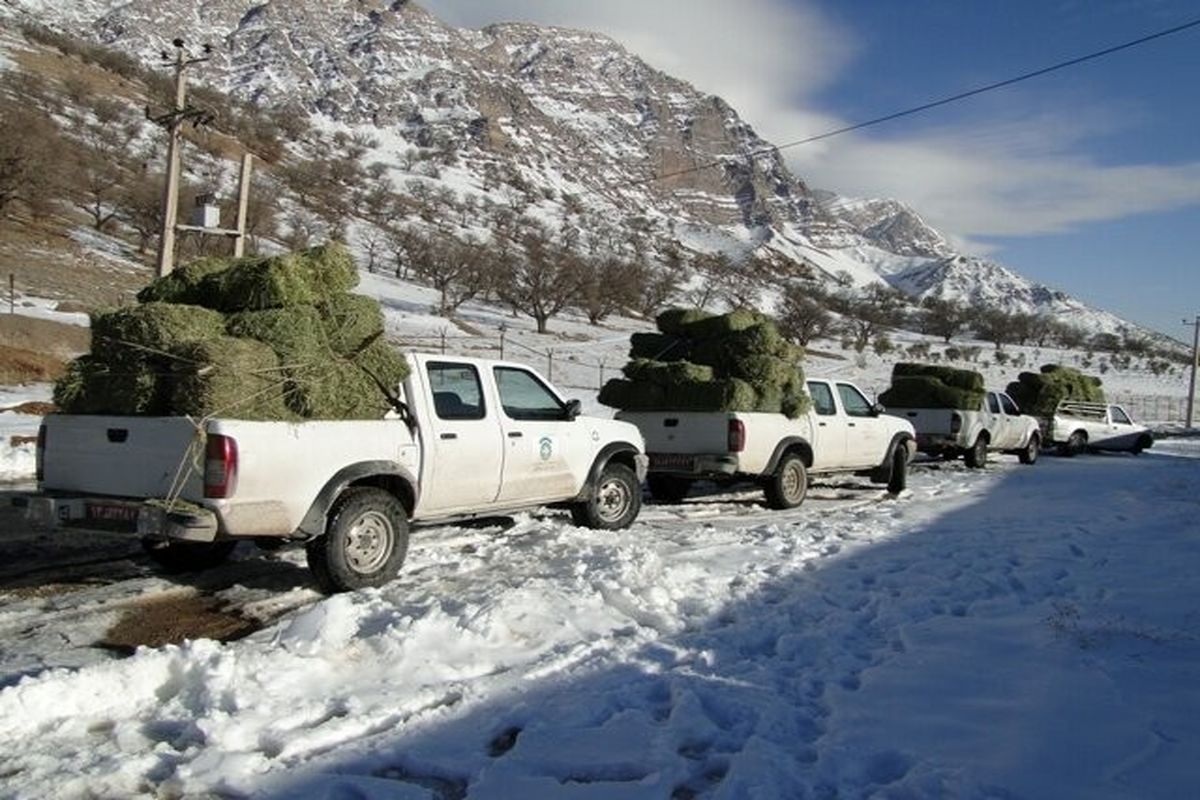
[[778, 288, 833, 346], [68, 98, 139, 230], [413, 236, 491, 316], [497, 221, 580, 333], [919, 297, 970, 343], [574, 255, 638, 325], [0, 98, 65, 223]]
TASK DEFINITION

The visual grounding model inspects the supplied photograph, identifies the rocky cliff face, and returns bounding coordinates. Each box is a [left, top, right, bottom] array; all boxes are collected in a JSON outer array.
[[0, 0, 1142, 334]]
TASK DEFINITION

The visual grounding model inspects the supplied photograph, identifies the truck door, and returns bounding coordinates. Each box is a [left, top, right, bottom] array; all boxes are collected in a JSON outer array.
[[806, 380, 846, 468], [837, 382, 888, 467], [1103, 405, 1138, 448], [492, 366, 581, 504], [420, 361, 504, 513], [984, 392, 1009, 448], [998, 393, 1023, 448]]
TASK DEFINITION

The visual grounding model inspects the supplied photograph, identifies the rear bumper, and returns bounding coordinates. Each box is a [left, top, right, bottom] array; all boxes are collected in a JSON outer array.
[[647, 452, 739, 477], [916, 433, 960, 453], [24, 495, 220, 543]]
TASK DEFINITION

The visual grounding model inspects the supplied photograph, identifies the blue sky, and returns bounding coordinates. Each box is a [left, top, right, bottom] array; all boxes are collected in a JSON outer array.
[[426, 0, 1200, 338]]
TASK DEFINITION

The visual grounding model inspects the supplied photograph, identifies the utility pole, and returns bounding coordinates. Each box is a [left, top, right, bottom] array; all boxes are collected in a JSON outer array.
[[1185, 315, 1199, 429], [150, 38, 211, 277]]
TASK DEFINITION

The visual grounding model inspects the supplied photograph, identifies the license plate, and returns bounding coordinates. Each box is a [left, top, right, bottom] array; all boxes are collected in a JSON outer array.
[[649, 453, 696, 471], [85, 502, 140, 524]]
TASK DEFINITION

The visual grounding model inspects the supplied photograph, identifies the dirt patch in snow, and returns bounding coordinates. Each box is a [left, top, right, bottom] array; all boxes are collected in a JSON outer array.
[[99, 591, 259, 652]]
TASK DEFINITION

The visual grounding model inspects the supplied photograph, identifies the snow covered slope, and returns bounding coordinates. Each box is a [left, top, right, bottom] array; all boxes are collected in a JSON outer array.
[[0, 0, 1154, 337]]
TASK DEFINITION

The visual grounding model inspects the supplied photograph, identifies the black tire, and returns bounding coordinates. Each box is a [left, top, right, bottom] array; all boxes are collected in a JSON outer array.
[[964, 435, 988, 468], [764, 453, 808, 510], [141, 538, 236, 573], [646, 474, 692, 504], [306, 487, 409, 594], [1058, 430, 1086, 458], [1131, 434, 1152, 455], [886, 447, 907, 495], [571, 462, 640, 530], [1018, 434, 1040, 465]]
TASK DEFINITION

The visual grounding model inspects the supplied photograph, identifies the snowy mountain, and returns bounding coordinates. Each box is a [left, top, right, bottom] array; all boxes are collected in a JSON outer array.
[[0, 0, 1145, 336]]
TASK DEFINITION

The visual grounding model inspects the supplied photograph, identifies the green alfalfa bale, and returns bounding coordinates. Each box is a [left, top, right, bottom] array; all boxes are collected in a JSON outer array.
[[317, 292, 385, 356], [599, 378, 666, 411], [297, 338, 411, 420], [779, 370, 812, 419], [879, 376, 984, 410], [52, 354, 163, 415], [226, 305, 331, 417], [691, 322, 784, 373], [304, 241, 359, 295], [622, 358, 715, 385], [661, 378, 758, 412], [1008, 365, 1104, 416], [91, 303, 227, 356], [656, 307, 714, 336], [679, 308, 765, 341], [136, 256, 245, 305], [169, 337, 294, 421], [197, 252, 320, 312], [731, 354, 794, 387], [629, 332, 691, 361], [892, 362, 984, 393]]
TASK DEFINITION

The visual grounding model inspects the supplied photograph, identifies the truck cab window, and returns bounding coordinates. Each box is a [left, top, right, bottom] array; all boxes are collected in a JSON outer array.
[[495, 367, 565, 420], [987, 394, 1001, 414], [1000, 394, 1020, 416], [807, 382, 836, 416], [1110, 406, 1132, 425], [836, 383, 873, 418], [427, 362, 485, 420]]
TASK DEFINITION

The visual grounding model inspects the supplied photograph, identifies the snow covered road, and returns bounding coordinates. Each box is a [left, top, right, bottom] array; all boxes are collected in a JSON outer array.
[[1, 446, 1198, 799]]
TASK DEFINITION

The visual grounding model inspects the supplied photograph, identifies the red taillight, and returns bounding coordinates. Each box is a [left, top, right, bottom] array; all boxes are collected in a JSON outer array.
[[950, 413, 962, 435], [728, 419, 746, 453], [36, 424, 46, 483], [204, 434, 238, 498]]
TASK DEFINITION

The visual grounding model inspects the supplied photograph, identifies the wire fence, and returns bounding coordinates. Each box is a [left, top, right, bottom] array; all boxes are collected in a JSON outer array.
[[1109, 394, 1195, 426]]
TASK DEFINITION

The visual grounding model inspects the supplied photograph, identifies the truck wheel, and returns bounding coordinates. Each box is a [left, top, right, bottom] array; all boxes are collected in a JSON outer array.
[[1058, 431, 1086, 458], [572, 462, 640, 530], [306, 487, 409, 594], [141, 538, 236, 573], [764, 453, 808, 509], [1131, 434, 1152, 455], [886, 447, 907, 495], [646, 474, 692, 504], [1018, 434, 1040, 465], [964, 436, 988, 469]]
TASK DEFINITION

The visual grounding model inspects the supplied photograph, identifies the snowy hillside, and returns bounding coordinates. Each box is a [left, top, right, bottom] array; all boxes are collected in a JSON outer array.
[[0, 0, 1161, 339]]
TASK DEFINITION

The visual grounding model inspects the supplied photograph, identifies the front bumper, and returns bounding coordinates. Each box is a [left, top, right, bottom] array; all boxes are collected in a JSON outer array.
[[24, 495, 220, 543]]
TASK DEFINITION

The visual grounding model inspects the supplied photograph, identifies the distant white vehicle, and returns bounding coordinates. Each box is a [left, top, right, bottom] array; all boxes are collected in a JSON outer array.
[[29, 354, 647, 593], [618, 378, 916, 508], [884, 390, 1042, 468], [1045, 401, 1153, 456]]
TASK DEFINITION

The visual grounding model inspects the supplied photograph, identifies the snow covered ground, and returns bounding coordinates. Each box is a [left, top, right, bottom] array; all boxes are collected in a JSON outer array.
[[1, 444, 1198, 798]]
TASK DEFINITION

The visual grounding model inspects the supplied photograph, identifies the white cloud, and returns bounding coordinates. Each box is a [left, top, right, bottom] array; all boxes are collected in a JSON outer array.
[[423, 0, 1200, 248]]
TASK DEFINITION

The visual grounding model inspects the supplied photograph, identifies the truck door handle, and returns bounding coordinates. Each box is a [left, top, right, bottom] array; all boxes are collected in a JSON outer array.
[[848, 422, 857, 427], [508, 431, 523, 438], [818, 422, 827, 427], [440, 433, 457, 440]]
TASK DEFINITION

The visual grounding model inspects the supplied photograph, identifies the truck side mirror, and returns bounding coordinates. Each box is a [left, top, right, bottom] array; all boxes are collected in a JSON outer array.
[[871, 402, 885, 417], [564, 399, 582, 420]]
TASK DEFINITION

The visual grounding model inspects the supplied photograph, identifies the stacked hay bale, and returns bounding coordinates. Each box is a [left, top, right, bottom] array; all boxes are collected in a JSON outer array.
[[1005, 364, 1104, 417], [599, 308, 811, 418], [879, 362, 986, 409], [53, 243, 410, 421]]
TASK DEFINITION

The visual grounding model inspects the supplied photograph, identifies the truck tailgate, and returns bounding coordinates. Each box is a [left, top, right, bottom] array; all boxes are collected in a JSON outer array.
[[616, 411, 733, 456], [41, 416, 204, 499], [886, 408, 955, 436]]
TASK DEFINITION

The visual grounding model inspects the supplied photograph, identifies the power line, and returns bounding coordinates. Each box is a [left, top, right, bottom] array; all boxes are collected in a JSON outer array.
[[619, 16, 1200, 190]]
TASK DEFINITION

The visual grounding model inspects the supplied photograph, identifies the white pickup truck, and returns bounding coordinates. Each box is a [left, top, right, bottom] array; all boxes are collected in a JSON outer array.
[[1045, 401, 1153, 456], [617, 378, 916, 508], [30, 354, 647, 593], [885, 390, 1042, 468]]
